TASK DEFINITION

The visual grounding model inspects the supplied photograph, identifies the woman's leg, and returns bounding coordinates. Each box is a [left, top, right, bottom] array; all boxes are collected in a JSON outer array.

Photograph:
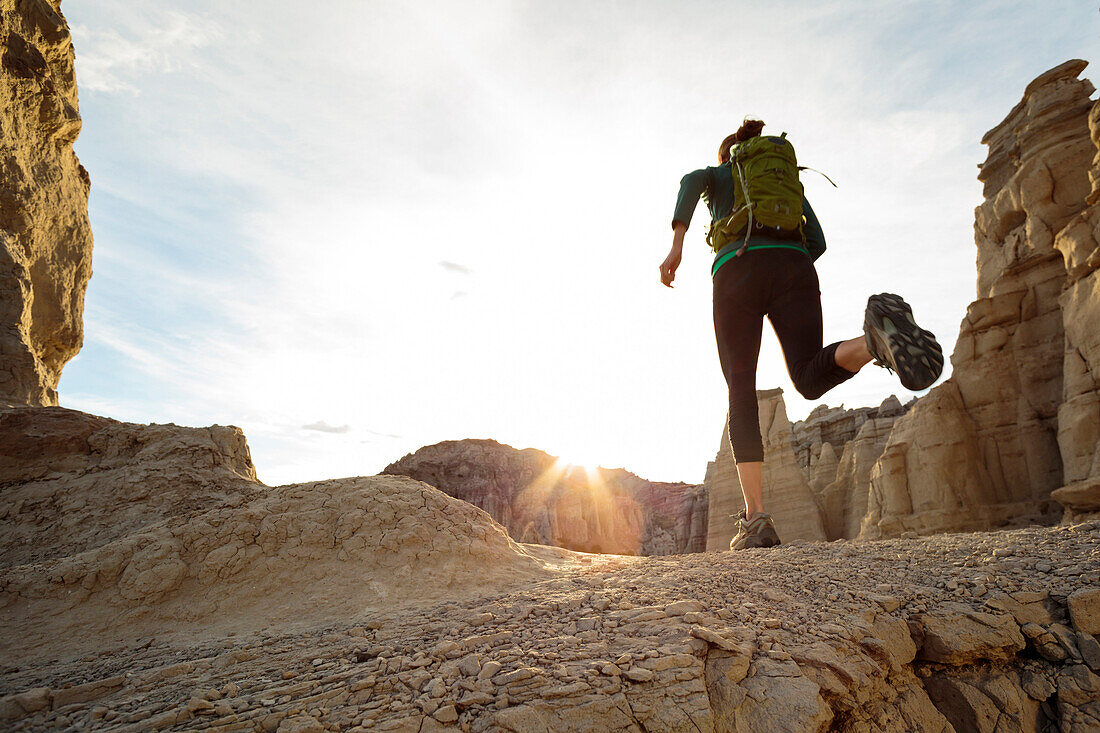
[[834, 336, 873, 372], [713, 255, 769, 523], [713, 260, 766, 464], [735, 461, 764, 518], [767, 253, 860, 400]]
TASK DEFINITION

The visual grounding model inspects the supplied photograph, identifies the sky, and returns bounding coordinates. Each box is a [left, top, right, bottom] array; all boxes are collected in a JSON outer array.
[[60, 0, 1098, 486]]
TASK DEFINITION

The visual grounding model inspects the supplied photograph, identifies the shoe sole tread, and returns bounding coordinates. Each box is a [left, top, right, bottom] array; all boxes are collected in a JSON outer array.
[[865, 294, 943, 391]]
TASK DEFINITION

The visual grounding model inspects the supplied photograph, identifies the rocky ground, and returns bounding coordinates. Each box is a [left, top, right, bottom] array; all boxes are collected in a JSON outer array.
[[3, 520, 1098, 732]]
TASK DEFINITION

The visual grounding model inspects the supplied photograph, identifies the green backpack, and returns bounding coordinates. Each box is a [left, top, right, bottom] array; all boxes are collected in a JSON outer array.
[[706, 133, 805, 254]]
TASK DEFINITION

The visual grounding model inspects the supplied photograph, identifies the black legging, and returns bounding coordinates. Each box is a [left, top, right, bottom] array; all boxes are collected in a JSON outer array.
[[712, 248, 857, 463]]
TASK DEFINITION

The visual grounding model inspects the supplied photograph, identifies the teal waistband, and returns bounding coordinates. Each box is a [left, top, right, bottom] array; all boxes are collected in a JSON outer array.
[[711, 241, 809, 277]]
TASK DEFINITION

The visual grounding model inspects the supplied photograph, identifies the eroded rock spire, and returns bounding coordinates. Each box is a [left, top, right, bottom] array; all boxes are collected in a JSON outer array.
[[0, 0, 93, 406]]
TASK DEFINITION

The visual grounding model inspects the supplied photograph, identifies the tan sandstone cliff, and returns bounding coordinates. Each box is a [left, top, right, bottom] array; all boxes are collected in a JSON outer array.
[[384, 439, 708, 556], [863, 60, 1100, 537], [704, 392, 913, 549], [1051, 71, 1100, 524], [0, 0, 92, 406], [796, 397, 912, 541]]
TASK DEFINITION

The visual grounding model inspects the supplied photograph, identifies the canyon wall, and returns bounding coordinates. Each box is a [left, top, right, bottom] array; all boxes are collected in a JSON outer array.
[[0, 0, 93, 406], [384, 439, 708, 556], [863, 60, 1099, 537], [800, 397, 912, 541], [704, 392, 912, 549], [1051, 74, 1100, 523]]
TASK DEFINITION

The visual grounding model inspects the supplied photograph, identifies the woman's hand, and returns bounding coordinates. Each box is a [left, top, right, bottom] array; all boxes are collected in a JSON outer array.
[[661, 222, 688, 287], [660, 248, 681, 287]]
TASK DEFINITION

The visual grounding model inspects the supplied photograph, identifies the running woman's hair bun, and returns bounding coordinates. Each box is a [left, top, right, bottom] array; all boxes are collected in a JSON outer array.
[[734, 119, 765, 142], [718, 119, 766, 162]]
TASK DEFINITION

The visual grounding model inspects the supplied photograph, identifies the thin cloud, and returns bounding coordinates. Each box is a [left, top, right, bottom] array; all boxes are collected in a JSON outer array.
[[440, 261, 472, 275], [73, 10, 221, 94], [363, 428, 402, 439], [302, 421, 351, 434]]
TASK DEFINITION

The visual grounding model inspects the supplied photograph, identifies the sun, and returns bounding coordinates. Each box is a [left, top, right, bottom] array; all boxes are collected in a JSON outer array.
[[554, 453, 600, 474]]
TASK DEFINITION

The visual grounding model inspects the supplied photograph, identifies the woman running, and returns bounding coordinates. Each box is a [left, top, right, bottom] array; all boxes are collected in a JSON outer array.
[[661, 119, 943, 550]]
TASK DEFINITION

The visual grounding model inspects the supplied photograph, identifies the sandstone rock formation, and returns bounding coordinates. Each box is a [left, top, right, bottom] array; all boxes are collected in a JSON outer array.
[[790, 396, 910, 472], [807, 400, 912, 541], [1, 405, 260, 569], [1, 405, 555, 664], [384, 439, 708, 556], [862, 60, 1100, 537], [703, 389, 827, 550], [1052, 71, 1100, 524], [1, 0, 93, 406]]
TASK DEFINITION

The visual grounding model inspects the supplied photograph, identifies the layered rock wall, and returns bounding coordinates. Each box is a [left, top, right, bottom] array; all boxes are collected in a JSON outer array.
[[1052, 84, 1100, 522], [790, 396, 910, 471], [816, 411, 903, 540], [384, 439, 707, 556], [790, 397, 913, 541], [863, 60, 1100, 537], [0, 0, 93, 406], [0, 405, 260, 569]]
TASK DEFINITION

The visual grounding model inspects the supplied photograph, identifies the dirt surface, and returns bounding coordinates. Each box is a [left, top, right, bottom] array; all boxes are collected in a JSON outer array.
[[3, 522, 1097, 732]]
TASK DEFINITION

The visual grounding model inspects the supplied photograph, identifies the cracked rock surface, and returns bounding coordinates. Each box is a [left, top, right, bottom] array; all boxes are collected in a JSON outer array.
[[2, 482, 1098, 732], [3, 402, 1098, 731], [8, 400, 1100, 730]]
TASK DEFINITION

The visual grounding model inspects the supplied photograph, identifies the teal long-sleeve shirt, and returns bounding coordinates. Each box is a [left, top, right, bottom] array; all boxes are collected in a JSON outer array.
[[672, 162, 826, 276]]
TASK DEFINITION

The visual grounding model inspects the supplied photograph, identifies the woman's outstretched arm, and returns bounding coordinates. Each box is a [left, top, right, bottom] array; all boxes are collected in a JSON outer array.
[[662, 166, 712, 287]]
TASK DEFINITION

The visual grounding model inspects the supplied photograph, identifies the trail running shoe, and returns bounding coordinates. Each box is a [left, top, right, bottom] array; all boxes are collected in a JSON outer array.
[[864, 293, 944, 391], [729, 510, 782, 550]]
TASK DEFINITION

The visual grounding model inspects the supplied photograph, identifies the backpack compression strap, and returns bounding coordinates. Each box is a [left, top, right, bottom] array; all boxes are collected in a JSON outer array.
[[797, 166, 838, 188]]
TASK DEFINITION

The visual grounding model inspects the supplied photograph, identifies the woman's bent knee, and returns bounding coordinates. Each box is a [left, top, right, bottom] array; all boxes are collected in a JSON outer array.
[[795, 382, 827, 401], [731, 442, 764, 463]]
